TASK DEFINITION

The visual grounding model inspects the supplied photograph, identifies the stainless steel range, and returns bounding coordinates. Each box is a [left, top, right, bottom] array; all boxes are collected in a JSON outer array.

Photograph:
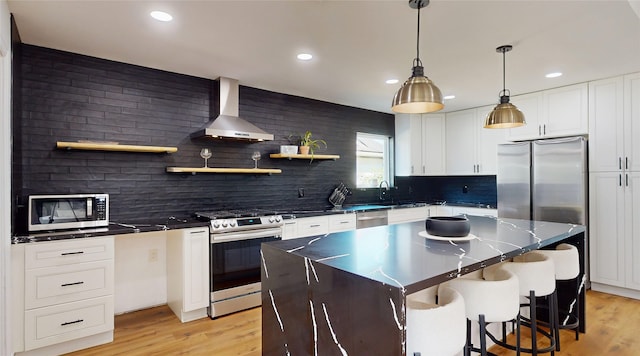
[[195, 209, 283, 319]]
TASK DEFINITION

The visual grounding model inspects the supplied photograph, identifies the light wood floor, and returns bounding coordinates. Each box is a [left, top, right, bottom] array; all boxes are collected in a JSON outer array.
[[66, 290, 640, 355]]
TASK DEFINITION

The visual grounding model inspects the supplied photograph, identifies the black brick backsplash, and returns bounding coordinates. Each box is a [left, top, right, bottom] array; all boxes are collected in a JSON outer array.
[[13, 44, 394, 233]]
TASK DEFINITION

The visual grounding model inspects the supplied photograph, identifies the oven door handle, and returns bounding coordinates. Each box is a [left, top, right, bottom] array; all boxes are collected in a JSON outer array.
[[211, 227, 283, 243]]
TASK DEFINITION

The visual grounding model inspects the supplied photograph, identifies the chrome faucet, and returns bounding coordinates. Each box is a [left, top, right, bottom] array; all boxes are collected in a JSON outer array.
[[379, 180, 390, 201]]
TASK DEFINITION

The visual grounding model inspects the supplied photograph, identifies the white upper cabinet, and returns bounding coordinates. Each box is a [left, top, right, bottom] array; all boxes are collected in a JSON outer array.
[[446, 107, 506, 175], [625, 73, 640, 172], [507, 92, 543, 141], [395, 113, 445, 176], [508, 83, 588, 141], [589, 73, 640, 173], [589, 76, 624, 172]]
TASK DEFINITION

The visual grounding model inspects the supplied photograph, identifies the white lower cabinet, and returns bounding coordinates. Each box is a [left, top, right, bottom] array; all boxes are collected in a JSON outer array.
[[451, 206, 498, 217], [296, 216, 330, 238], [282, 214, 357, 239], [12, 236, 115, 355], [427, 205, 453, 217], [590, 171, 640, 298], [387, 207, 428, 225], [427, 205, 497, 218], [328, 214, 357, 232], [167, 227, 210, 322]]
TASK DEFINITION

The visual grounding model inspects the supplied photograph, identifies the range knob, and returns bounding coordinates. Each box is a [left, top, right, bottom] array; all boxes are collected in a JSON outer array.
[[212, 221, 221, 229], [221, 220, 228, 228], [275, 215, 282, 223], [268, 216, 275, 223], [229, 220, 237, 227]]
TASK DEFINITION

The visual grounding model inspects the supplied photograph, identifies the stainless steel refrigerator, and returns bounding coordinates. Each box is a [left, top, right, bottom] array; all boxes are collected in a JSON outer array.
[[497, 136, 588, 226]]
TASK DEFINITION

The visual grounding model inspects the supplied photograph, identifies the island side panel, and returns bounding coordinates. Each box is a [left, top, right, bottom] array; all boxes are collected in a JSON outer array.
[[262, 243, 405, 355], [545, 230, 587, 333]]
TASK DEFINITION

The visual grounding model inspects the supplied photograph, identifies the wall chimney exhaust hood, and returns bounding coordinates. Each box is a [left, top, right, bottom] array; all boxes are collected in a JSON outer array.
[[191, 77, 274, 142]]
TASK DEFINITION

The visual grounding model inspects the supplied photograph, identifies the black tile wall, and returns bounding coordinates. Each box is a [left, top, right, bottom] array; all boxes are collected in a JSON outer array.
[[13, 44, 395, 233], [394, 175, 497, 207]]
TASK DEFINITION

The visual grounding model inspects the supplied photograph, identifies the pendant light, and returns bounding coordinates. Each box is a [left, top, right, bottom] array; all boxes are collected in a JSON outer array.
[[484, 45, 526, 129], [391, 0, 443, 114]]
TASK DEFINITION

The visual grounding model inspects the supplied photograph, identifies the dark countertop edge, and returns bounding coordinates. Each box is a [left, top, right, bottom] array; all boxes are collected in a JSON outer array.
[[402, 227, 585, 295], [11, 219, 209, 244], [283, 202, 496, 219]]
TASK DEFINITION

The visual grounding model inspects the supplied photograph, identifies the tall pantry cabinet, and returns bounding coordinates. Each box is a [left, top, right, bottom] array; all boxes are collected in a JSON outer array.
[[589, 72, 640, 298]]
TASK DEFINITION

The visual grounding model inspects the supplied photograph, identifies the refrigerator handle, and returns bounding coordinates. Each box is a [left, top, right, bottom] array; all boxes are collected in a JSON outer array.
[[619, 157, 622, 170], [620, 174, 623, 187], [626, 173, 629, 187], [543, 124, 546, 135], [626, 157, 629, 170]]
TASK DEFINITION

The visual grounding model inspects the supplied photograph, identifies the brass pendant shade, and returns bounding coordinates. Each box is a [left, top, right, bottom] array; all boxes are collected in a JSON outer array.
[[392, 64, 443, 113], [484, 45, 525, 129], [391, 0, 443, 114]]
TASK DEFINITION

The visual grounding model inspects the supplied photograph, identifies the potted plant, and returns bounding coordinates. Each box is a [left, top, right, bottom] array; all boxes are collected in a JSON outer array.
[[292, 130, 327, 156]]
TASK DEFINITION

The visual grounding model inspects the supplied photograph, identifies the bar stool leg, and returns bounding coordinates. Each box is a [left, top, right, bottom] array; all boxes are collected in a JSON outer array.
[[479, 314, 488, 356], [465, 319, 472, 356], [529, 290, 538, 356]]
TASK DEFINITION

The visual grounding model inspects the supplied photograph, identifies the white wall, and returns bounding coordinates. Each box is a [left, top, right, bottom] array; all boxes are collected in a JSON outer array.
[[114, 231, 168, 314], [0, 0, 12, 354]]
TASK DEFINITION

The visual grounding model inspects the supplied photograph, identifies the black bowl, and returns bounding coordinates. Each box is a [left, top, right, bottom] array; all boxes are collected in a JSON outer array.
[[425, 216, 471, 237]]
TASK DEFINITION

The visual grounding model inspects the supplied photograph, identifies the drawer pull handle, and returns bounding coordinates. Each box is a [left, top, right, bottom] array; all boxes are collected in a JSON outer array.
[[61, 281, 84, 287], [61, 251, 84, 256], [61, 319, 84, 326], [310, 224, 321, 228]]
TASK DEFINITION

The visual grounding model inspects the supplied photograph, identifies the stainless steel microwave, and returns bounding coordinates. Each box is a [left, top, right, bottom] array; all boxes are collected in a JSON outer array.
[[28, 194, 109, 232]]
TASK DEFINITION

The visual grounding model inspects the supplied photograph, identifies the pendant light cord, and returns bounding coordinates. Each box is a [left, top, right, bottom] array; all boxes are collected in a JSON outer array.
[[502, 49, 506, 94], [415, 4, 421, 66]]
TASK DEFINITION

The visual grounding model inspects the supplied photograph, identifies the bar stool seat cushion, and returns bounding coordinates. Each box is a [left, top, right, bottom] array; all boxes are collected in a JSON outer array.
[[406, 286, 466, 356]]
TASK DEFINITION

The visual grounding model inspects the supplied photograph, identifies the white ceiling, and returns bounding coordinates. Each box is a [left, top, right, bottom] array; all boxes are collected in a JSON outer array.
[[7, 0, 640, 114]]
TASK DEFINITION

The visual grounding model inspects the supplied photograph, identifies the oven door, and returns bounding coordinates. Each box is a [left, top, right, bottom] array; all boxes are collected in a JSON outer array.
[[210, 227, 282, 292]]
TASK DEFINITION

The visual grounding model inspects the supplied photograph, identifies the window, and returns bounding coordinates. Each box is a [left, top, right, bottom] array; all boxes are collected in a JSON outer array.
[[356, 132, 393, 188]]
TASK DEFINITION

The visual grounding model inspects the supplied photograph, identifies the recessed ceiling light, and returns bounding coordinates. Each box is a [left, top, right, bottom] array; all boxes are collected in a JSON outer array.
[[546, 72, 563, 78], [386, 79, 399, 85], [443, 95, 456, 100], [297, 53, 313, 61], [150, 11, 173, 22]]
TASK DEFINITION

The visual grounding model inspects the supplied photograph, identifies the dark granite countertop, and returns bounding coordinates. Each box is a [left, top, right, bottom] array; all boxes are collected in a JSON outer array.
[[263, 215, 585, 294], [11, 216, 208, 244]]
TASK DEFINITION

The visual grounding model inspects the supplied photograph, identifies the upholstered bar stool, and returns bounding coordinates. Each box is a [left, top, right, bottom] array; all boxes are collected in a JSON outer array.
[[444, 269, 521, 356], [486, 252, 558, 356], [536, 243, 581, 349], [405, 285, 466, 356]]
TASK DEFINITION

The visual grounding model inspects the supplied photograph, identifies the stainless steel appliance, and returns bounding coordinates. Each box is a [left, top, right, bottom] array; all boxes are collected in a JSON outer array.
[[497, 136, 588, 225], [28, 194, 109, 232], [195, 209, 283, 319]]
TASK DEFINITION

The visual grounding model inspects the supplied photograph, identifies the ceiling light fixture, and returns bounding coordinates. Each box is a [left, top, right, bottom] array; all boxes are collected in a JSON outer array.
[[443, 95, 455, 100], [150, 11, 173, 22], [484, 45, 525, 129], [386, 79, 399, 84], [546, 72, 563, 78], [297, 53, 313, 61], [391, 0, 443, 113]]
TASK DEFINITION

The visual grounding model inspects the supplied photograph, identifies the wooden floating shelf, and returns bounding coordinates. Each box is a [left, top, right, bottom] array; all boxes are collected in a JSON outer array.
[[57, 141, 178, 153], [269, 153, 340, 160], [166, 167, 282, 175]]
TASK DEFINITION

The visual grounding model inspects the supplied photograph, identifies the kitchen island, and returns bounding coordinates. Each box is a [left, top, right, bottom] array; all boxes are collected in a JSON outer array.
[[261, 215, 586, 355]]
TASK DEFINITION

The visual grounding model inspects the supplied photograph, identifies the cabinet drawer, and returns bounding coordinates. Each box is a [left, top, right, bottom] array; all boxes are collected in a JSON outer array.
[[25, 260, 114, 309], [25, 236, 114, 269], [387, 207, 428, 224], [328, 214, 356, 232], [297, 216, 329, 238], [24, 295, 114, 351]]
